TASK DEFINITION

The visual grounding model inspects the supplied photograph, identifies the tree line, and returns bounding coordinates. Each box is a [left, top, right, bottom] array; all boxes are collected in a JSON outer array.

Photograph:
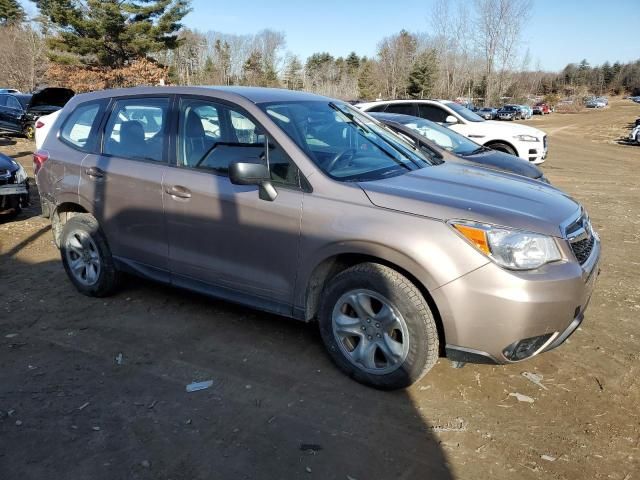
[[1, 0, 639, 105]]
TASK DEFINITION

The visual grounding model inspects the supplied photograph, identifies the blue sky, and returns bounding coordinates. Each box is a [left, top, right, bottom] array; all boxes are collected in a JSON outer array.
[[20, 0, 640, 71]]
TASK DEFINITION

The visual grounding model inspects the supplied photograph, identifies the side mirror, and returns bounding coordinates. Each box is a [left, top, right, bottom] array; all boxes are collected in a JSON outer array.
[[445, 115, 458, 124], [229, 161, 278, 201]]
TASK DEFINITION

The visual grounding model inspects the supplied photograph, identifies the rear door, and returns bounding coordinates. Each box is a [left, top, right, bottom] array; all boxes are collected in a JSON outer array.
[[79, 96, 171, 275], [2, 96, 25, 133], [163, 96, 304, 309], [0, 95, 7, 130]]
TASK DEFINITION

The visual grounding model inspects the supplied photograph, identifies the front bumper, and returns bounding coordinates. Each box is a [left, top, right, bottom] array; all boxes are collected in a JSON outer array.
[[434, 237, 600, 364], [0, 182, 30, 213]]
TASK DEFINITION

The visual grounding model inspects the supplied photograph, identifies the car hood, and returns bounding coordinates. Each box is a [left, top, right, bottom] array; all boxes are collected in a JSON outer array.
[[0, 152, 19, 172], [359, 163, 578, 237], [460, 148, 544, 179], [28, 87, 74, 110]]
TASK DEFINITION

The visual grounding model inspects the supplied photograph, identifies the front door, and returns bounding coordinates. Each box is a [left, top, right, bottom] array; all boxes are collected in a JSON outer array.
[[79, 96, 171, 274], [163, 96, 304, 310]]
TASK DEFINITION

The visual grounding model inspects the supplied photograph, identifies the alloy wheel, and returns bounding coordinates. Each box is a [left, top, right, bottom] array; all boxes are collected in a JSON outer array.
[[64, 230, 101, 286], [331, 289, 410, 375]]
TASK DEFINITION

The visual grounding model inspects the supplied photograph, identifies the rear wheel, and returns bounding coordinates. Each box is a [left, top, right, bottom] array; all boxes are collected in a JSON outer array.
[[486, 142, 517, 156], [318, 263, 439, 390], [60, 214, 119, 297], [23, 124, 35, 140]]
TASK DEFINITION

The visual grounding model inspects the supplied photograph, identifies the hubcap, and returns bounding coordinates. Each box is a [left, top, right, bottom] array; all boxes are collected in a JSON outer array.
[[331, 289, 409, 375], [64, 230, 101, 286]]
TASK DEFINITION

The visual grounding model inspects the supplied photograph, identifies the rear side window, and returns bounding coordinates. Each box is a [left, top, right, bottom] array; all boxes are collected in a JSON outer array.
[[384, 103, 417, 116], [103, 97, 169, 162], [366, 104, 388, 113], [6, 96, 21, 110], [418, 104, 449, 123], [60, 103, 102, 150], [0, 95, 7, 107]]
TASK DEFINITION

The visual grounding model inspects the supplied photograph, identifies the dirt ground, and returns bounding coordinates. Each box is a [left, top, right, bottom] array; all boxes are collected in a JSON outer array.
[[1, 99, 639, 480]]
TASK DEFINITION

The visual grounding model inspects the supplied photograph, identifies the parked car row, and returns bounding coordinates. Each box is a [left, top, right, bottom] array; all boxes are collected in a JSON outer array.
[[585, 96, 608, 109], [33, 86, 600, 390], [356, 99, 548, 163]]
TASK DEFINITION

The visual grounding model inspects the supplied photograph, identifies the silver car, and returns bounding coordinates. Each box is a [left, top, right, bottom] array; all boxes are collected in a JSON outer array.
[[35, 87, 600, 389]]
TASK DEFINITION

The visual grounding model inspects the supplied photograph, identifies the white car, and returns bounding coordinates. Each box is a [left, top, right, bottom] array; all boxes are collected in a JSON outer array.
[[629, 124, 640, 144], [356, 99, 548, 164], [34, 110, 61, 149]]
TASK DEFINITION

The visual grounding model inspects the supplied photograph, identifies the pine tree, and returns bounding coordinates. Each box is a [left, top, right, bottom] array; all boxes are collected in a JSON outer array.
[[601, 61, 614, 87], [242, 50, 265, 86], [407, 50, 437, 99], [358, 60, 378, 100], [32, 0, 191, 66], [345, 51, 360, 75], [283, 56, 303, 90], [0, 0, 25, 25]]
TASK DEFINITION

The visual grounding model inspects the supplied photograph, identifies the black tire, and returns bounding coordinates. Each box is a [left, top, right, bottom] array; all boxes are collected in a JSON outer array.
[[318, 263, 439, 390], [487, 141, 517, 156], [60, 213, 119, 297]]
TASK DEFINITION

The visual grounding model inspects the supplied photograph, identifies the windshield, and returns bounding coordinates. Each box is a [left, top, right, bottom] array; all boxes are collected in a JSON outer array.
[[394, 116, 483, 156], [260, 100, 433, 181], [446, 102, 485, 122]]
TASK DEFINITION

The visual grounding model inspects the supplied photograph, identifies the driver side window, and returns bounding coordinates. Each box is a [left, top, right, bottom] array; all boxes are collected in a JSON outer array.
[[177, 98, 300, 187]]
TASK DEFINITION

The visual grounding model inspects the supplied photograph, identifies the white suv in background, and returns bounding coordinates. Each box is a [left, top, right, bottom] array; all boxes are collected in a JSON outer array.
[[357, 99, 548, 164]]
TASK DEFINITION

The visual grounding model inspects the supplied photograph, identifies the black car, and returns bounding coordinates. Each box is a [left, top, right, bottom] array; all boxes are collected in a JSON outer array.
[[369, 112, 548, 182], [496, 105, 523, 121], [0, 87, 74, 139], [0, 153, 29, 218]]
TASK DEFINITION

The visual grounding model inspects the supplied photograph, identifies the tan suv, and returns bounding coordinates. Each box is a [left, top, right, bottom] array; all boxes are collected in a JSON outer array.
[[35, 87, 600, 389]]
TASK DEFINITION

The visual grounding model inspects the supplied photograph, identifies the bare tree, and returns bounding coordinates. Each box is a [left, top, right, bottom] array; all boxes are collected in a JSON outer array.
[[0, 24, 48, 91], [473, 0, 532, 105], [377, 30, 418, 98]]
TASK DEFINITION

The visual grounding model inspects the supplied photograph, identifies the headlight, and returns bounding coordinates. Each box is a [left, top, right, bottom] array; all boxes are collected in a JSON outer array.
[[450, 221, 561, 270], [514, 134, 539, 142], [12, 161, 28, 183]]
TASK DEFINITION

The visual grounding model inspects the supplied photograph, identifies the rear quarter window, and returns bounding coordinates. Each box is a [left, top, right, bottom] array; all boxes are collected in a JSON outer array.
[[60, 102, 104, 151]]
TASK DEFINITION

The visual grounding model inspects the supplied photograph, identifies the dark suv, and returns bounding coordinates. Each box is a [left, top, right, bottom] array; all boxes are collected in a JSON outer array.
[[35, 87, 600, 389]]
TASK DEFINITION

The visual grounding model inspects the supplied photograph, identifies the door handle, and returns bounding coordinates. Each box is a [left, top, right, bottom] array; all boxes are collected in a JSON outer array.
[[165, 185, 192, 199], [85, 166, 105, 178]]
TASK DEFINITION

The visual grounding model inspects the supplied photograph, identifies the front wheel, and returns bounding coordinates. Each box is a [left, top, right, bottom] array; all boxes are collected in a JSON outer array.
[[487, 142, 517, 156], [60, 213, 120, 297], [318, 263, 439, 390]]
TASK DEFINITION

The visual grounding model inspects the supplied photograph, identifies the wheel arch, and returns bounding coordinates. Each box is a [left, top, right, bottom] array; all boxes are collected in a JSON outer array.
[[51, 201, 89, 247], [483, 139, 520, 157], [301, 251, 446, 354]]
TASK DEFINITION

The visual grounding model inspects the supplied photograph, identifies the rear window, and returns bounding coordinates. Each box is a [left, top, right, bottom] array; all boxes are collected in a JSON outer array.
[[60, 102, 103, 150]]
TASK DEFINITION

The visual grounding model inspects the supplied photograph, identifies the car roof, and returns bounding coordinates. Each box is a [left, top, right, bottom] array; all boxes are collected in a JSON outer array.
[[369, 111, 435, 125], [73, 86, 329, 105], [356, 98, 449, 108]]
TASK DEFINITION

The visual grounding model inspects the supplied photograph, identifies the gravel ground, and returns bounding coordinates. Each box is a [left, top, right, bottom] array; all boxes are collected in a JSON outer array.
[[1, 99, 639, 480]]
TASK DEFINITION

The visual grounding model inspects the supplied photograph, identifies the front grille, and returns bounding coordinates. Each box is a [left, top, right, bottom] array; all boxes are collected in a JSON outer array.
[[0, 169, 16, 186], [571, 236, 595, 264], [564, 211, 596, 265]]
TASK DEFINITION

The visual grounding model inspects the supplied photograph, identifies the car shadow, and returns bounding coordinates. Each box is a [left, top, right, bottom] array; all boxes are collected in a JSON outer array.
[[615, 137, 638, 146], [0, 135, 17, 147], [9, 151, 34, 159], [1, 209, 455, 480]]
